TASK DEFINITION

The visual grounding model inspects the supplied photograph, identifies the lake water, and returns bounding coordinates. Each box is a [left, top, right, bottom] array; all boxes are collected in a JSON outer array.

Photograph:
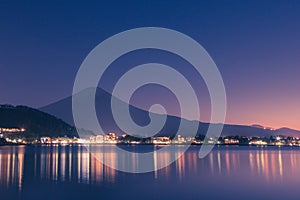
[[0, 145, 300, 200]]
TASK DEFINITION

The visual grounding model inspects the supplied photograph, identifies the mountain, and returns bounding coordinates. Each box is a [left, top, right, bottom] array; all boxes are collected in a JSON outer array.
[[40, 87, 299, 138], [0, 105, 77, 138], [274, 128, 300, 138], [251, 124, 265, 129]]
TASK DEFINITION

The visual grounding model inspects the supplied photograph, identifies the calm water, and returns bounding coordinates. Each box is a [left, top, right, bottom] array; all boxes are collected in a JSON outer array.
[[0, 145, 300, 200]]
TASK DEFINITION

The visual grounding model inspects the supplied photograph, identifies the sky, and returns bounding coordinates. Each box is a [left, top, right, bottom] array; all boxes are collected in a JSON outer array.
[[0, 0, 300, 130]]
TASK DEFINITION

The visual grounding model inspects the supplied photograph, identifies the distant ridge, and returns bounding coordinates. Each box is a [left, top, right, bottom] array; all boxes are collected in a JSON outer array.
[[251, 124, 265, 129], [274, 127, 300, 138], [40, 87, 300, 138]]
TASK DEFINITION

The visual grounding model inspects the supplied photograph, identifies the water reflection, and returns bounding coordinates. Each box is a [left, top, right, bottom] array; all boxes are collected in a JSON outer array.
[[36, 145, 117, 185], [1, 145, 300, 191], [0, 146, 24, 190], [203, 147, 296, 183]]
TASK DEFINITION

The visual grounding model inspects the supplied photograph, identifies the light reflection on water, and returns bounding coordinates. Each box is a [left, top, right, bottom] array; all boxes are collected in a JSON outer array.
[[0, 146, 24, 191], [1, 145, 300, 194]]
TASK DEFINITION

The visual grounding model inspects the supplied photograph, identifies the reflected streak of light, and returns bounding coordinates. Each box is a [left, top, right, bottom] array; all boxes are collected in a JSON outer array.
[[176, 152, 184, 181], [278, 150, 283, 177], [12, 153, 15, 182], [163, 151, 171, 178], [154, 150, 158, 179], [91, 153, 103, 183], [131, 152, 136, 173], [18, 147, 24, 191], [55, 148, 58, 181], [60, 150, 66, 181], [290, 151, 295, 170], [40, 150, 44, 178], [78, 148, 81, 182], [217, 151, 221, 174], [69, 147, 72, 181], [261, 149, 265, 174], [209, 152, 214, 174], [225, 151, 230, 174], [0, 154, 1, 181], [106, 147, 116, 183], [249, 152, 254, 173], [270, 152, 276, 180], [264, 150, 269, 182], [34, 152, 37, 177], [46, 151, 50, 179], [192, 151, 197, 173], [7, 153, 10, 186], [232, 152, 237, 172], [256, 150, 261, 174], [81, 152, 90, 183]]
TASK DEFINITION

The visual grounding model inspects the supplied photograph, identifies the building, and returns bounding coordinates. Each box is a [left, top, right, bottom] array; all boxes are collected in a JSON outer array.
[[153, 137, 171, 145], [40, 137, 52, 144]]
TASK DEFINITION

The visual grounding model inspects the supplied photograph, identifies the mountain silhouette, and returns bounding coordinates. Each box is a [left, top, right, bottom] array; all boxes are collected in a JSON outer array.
[[40, 87, 300, 138], [0, 105, 77, 138]]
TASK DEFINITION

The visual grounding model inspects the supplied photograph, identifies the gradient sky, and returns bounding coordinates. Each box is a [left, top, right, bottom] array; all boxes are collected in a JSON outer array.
[[1, 0, 300, 130]]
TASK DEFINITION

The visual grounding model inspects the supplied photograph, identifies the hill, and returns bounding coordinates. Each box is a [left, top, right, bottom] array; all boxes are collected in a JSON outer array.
[[40, 87, 300, 138], [0, 105, 77, 138]]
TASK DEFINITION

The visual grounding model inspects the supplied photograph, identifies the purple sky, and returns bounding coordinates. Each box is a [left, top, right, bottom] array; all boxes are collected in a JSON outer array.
[[1, 0, 300, 129]]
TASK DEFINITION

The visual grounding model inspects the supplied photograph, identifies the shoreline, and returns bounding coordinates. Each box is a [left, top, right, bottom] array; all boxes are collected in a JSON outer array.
[[0, 143, 299, 148]]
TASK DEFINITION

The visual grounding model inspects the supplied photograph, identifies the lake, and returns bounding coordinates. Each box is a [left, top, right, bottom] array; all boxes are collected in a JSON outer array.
[[0, 145, 300, 200]]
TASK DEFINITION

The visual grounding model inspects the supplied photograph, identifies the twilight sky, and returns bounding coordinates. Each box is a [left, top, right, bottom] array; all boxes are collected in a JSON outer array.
[[0, 0, 300, 130]]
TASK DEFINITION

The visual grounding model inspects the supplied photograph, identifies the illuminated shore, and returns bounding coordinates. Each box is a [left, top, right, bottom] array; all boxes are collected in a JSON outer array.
[[1, 133, 300, 147]]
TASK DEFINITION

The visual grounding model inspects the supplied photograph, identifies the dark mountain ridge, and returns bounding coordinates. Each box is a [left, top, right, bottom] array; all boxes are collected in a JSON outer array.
[[0, 105, 77, 138]]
